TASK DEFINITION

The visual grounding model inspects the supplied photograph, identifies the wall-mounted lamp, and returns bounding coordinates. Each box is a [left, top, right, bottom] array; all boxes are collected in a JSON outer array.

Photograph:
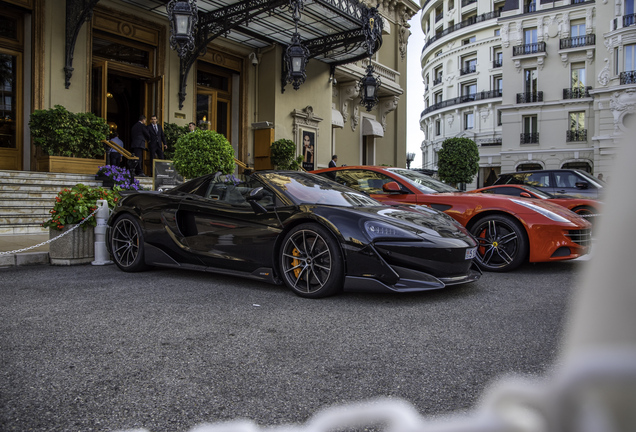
[[249, 52, 259, 66], [167, 0, 198, 58]]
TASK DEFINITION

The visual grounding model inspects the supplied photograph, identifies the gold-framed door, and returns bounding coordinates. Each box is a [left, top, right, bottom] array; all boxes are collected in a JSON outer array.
[[0, 48, 23, 170], [91, 60, 108, 119], [196, 89, 231, 140]]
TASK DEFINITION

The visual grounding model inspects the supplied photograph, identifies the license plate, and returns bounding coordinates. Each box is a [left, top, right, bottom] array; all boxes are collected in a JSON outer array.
[[465, 247, 477, 260]]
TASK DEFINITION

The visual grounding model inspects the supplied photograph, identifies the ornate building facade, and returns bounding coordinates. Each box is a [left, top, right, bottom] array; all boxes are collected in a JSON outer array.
[[0, 0, 419, 175], [419, 0, 636, 187]]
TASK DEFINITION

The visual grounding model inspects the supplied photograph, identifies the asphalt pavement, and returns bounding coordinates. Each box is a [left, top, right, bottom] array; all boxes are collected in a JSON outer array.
[[0, 259, 587, 432]]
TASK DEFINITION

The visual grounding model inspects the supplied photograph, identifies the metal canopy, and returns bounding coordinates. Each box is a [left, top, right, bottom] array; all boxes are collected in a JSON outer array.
[[121, 0, 383, 107]]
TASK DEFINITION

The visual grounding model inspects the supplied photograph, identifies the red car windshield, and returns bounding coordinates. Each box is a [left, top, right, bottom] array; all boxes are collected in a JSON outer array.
[[387, 168, 458, 194]]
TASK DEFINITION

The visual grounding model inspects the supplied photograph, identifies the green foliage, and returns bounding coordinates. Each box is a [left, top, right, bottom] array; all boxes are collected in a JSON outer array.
[[163, 122, 189, 160], [172, 130, 235, 179], [437, 137, 480, 186], [43, 184, 120, 231], [270, 138, 303, 170], [29, 105, 108, 158]]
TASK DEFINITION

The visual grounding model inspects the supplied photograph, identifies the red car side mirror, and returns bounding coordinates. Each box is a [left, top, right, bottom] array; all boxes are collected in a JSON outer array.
[[382, 181, 402, 194], [520, 192, 532, 198]]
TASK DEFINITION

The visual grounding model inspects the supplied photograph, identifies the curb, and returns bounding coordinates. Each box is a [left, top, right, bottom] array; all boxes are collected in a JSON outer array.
[[0, 252, 50, 267]]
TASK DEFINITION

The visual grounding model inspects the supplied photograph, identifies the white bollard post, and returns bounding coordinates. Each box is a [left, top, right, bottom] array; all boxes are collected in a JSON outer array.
[[92, 199, 113, 266]]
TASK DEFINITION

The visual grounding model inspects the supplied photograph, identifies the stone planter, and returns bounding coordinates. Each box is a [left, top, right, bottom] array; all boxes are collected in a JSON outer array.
[[49, 225, 95, 265], [36, 155, 106, 175]]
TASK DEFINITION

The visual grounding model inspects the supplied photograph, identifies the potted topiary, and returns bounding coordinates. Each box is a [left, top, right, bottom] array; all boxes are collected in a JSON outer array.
[[43, 184, 119, 265], [270, 138, 304, 170], [172, 129, 235, 179], [28, 105, 109, 174]]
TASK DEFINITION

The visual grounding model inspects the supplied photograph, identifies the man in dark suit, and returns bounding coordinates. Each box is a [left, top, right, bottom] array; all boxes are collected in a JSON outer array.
[[131, 115, 150, 176], [147, 114, 167, 171], [328, 155, 338, 168]]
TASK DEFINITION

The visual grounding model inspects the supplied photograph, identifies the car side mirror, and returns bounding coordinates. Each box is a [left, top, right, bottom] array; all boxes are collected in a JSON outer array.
[[246, 187, 264, 201], [520, 192, 532, 198], [575, 181, 589, 190], [382, 181, 402, 194]]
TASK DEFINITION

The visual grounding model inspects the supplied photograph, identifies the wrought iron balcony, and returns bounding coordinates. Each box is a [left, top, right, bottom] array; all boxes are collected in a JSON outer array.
[[460, 65, 477, 75], [563, 86, 592, 99], [625, 13, 636, 27], [520, 132, 539, 144], [423, 11, 501, 51], [462, 0, 477, 6], [566, 130, 587, 142], [513, 41, 546, 56], [620, 70, 636, 85], [493, 59, 502, 68], [560, 34, 595, 49], [433, 76, 443, 86], [516, 91, 543, 103], [421, 90, 502, 117]]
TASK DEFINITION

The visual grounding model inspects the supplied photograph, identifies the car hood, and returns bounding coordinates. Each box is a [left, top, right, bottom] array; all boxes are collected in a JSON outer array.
[[309, 203, 476, 243]]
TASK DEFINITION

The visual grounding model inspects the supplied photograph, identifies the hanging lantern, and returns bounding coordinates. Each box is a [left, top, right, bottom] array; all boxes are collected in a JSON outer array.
[[359, 63, 381, 112], [167, 0, 198, 58]]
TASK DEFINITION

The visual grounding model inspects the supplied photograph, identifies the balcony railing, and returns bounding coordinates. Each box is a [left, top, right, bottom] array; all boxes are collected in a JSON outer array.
[[460, 65, 477, 75], [563, 86, 592, 99], [461, 0, 477, 6], [433, 76, 443, 85], [620, 70, 636, 84], [520, 132, 539, 144], [560, 34, 596, 49], [625, 13, 636, 27], [421, 90, 502, 117], [516, 91, 543, 103], [423, 11, 501, 51], [493, 59, 503, 68], [513, 41, 546, 56], [566, 130, 587, 142]]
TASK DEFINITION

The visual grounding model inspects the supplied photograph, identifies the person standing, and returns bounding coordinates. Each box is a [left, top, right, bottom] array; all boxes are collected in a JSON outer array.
[[188, 122, 196, 132], [131, 115, 150, 176], [107, 132, 123, 167], [328, 155, 338, 168], [147, 114, 167, 169]]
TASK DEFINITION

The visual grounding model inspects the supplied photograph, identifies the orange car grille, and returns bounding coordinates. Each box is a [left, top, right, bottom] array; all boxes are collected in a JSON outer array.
[[566, 229, 592, 246]]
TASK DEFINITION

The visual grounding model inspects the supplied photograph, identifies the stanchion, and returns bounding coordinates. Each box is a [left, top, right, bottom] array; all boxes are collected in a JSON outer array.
[[92, 199, 113, 266]]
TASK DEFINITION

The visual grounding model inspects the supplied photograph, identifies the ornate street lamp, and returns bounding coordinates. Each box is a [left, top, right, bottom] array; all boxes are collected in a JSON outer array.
[[284, 0, 310, 91], [359, 63, 381, 112], [167, 0, 198, 58], [358, 11, 382, 111], [406, 152, 416, 169]]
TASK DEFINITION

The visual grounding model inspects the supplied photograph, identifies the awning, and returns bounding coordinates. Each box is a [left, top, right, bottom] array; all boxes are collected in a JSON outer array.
[[362, 118, 383, 137], [332, 109, 344, 128]]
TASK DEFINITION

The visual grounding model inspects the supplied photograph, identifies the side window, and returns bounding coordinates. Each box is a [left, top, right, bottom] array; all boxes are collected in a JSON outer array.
[[555, 173, 578, 188], [526, 173, 549, 187], [203, 174, 275, 207], [334, 171, 394, 194], [493, 187, 523, 196]]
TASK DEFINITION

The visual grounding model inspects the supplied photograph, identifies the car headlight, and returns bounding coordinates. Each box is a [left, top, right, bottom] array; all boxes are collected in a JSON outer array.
[[511, 199, 571, 223], [363, 220, 420, 241]]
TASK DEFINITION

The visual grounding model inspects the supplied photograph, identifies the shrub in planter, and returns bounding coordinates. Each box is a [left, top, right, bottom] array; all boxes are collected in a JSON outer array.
[[270, 138, 303, 170], [163, 122, 189, 160], [173, 130, 235, 179], [43, 184, 119, 231], [29, 105, 109, 159]]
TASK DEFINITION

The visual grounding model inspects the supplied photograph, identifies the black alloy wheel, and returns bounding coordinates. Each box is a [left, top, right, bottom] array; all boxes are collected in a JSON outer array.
[[279, 223, 343, 298], [470, 214, 528, 272], [110, 214, 149, 272]]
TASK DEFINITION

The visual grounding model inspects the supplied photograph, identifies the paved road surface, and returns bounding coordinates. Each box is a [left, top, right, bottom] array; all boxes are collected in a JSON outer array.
[[0, 260, 587, 431]]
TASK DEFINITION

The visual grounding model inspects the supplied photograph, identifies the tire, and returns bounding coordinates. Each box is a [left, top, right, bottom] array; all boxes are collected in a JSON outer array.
[[110, 213, 150, 272], [469, 214, 528, 272], [571, 205, 596, 220], [279, 223, 344, 298]]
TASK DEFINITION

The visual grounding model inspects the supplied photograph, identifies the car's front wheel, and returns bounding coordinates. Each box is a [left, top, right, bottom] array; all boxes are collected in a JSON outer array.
[[470, 214, 528, 272], [279, 223, 344, 298], [110, 214, 150, 272]]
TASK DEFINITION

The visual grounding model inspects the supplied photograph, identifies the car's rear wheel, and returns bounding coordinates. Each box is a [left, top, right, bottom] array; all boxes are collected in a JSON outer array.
[[110, 214, 149, 272], [571, 205, 596, 218], [470, 214, 527, 272], [279, 223, 343, 298]]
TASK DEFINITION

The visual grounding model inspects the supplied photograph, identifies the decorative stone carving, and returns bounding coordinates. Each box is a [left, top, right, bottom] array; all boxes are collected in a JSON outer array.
[[562, 53, 569, 67], [516, 21, 523, 45], [586, 8, 594, 33], [515, 59, 522, 72], [447, 113, 455, 127], [562, 13, 570, 38], [351, 98, 361, 132], [598, 59, 610, 86], [340, 83, 359, 124], [587, 49, 594, 64], [538, 57, 545, 70], [480, 107, 491, 122], [538, 17, 545, 42], [610, 89, 636, 132], [398, 9, 411, 61], [502, 23, 510, 48], [379, 96, 400, 131], [291, 106, 323, 136]]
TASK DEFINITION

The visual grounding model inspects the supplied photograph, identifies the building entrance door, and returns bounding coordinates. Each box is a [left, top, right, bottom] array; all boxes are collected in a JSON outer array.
[[0, 49, 22, 170]]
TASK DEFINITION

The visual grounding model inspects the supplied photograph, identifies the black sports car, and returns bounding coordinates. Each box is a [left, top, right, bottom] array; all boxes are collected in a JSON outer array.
[[106, 171, 481, 298]]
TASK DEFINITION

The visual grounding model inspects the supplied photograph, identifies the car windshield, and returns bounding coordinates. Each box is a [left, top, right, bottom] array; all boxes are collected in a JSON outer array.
[[576, 170, 606, 188], [387, 168, 458, 193], [259, 172, 380, 207]]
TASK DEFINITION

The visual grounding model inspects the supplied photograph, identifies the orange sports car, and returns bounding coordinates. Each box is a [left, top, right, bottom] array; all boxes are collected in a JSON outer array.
[[469, 184, 601, 221], [312, 166, 592, 272]]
